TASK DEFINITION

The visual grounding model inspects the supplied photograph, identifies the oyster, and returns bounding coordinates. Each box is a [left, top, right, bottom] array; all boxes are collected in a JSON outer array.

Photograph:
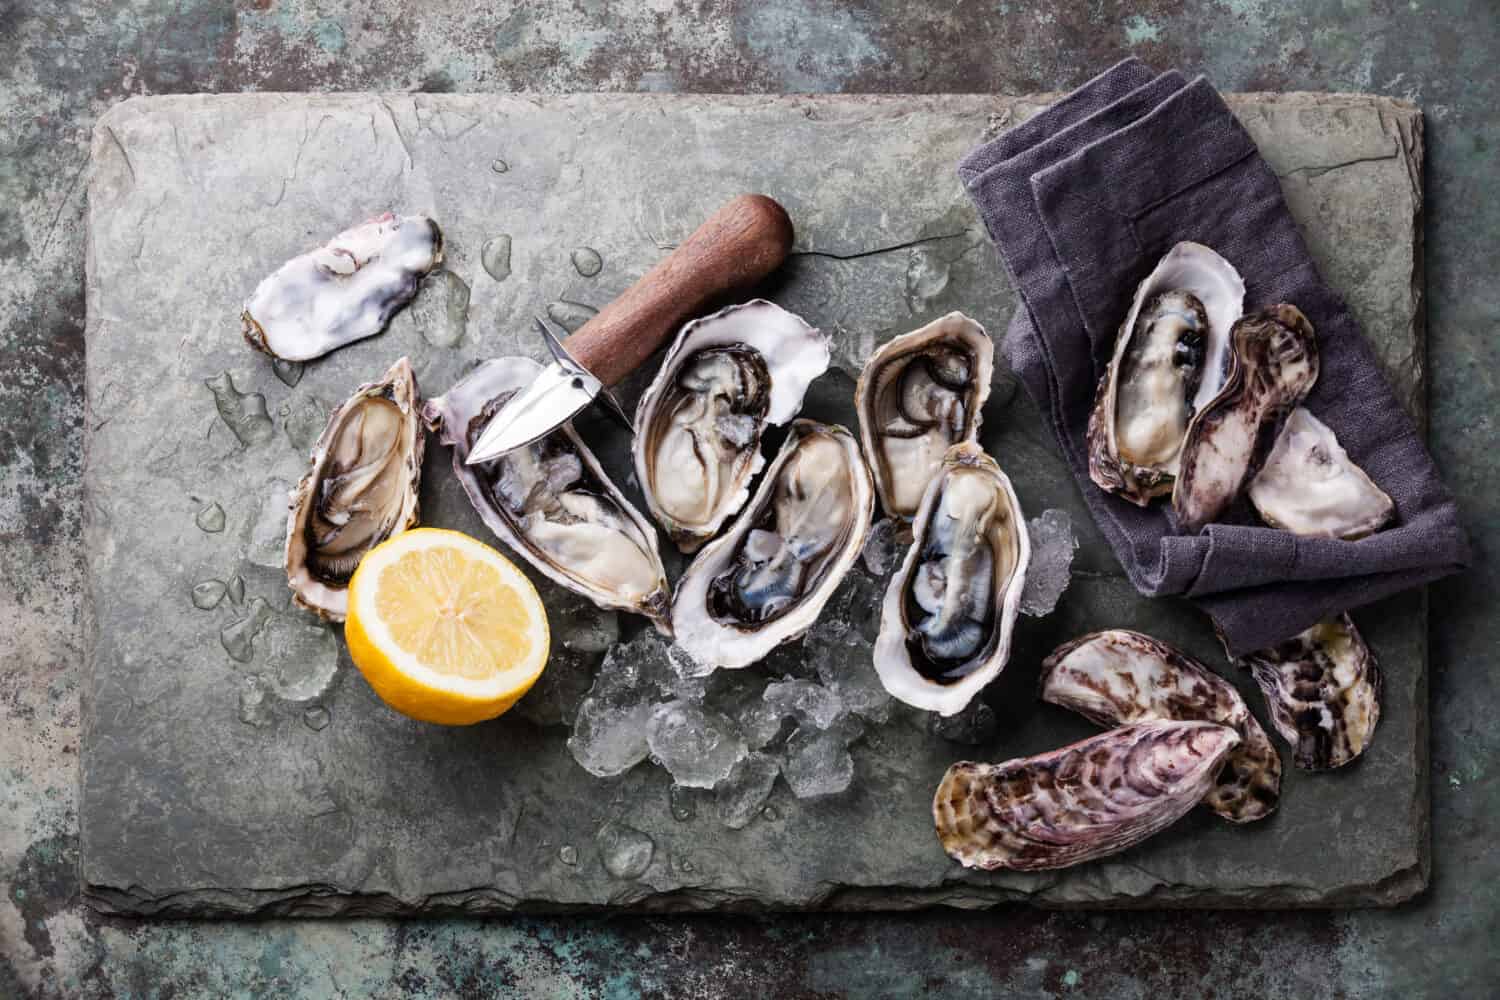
[[934, 720, 1240, 871], [243, 213, 443, 362], [1239, 614, 1381, 771], [1040, 630, 1281, 823], [672, 419, 873, 670], [1088, 243, 1245, 505], [285, 357, 423, 620], [854, 312, 994, 522], [633, 300, 830, 553], [424, 358, 671, 629], [1248, 407, 1395, 539], [874, 442, 1029, 716], [1173, 304, 1320, 533]]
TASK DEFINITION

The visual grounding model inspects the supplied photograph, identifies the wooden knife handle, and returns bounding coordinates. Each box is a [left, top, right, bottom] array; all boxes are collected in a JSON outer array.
[[563, 194, 794, 387]]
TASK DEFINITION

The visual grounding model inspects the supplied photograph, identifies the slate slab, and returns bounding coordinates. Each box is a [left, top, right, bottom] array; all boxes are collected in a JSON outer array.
[[81, 92, 1426, 915]]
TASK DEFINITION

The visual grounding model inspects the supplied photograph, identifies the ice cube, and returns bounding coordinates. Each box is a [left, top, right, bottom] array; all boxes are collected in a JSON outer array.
[[715, 753, 780, 829], [705, 672, 784, 750], [646, 700, 748, 789], [1019, 507, 1078, 617], [929, 697, 998, 745], [780, 724, 855, 799], [815, 653, 893, 724], [764, 679, 844, 730], [860, 517, 901, 576], [567, 695, 655, 777]]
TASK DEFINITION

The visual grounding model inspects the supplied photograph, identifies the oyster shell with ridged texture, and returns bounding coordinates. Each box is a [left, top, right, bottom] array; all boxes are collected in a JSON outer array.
[[1239, 614, 1381, 771], [855, 311, 994, 522], [285, 356, 424, 621], [934, 720, 1241, 871], [633, 300, 830, 553], [424, 358, 671, 631], [1088, 243, 1245, 505], [1040, 629, 1281, 824], [243, 213, 443, 362], [1248, 406, 1395, 539], [874, 442, 1029, 716], [671, 419, 873, 670], [1173, 304, 1320, 533]]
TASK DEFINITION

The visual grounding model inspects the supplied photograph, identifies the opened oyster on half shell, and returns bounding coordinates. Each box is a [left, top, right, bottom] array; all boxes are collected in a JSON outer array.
[[286, 357, 424, 621], [1088, 243, 1245, 505], [874, 442, 1029, 716], [243, 213, 443, 362], [855, 312, 994, 522], [671, 419, 874, 670], [633, 300, 830, 553], [424, 358, 672, 631]]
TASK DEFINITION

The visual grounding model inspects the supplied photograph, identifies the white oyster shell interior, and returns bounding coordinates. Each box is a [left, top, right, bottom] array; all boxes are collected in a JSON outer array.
[[1248, 406, 1395, 539]]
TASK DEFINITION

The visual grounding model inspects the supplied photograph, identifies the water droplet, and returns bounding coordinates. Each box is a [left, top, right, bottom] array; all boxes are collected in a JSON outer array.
[[761, 805, 779, 821], [220, 597, 273, 663], [192, 579, 227, 610], [261, 615, 340, 701], [227, 576, 245, 606], [904, 246, 951, 312], [669, 784, 697, 822], [491, 158, 509, 174], [303, 706, 331, 731], [410, 269, 470, 348], [272, 359, 304, 388], [283, 396, 328, 452], [481, 235, 512, 282], [571, 246, 602, 277], [547, 300, 598, 334], [558, 844, 578, 866], [596, 823, 654, 880], [204, 371, 275, 447], [237, 675, 272, 727], [195, 501, 226, 533]]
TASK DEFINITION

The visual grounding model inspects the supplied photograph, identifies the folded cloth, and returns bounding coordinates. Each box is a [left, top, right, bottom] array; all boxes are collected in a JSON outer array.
[[961, 59, 1470, 655]]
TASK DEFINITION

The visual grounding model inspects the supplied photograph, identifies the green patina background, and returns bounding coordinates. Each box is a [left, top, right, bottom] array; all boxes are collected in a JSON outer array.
[[1, 2, 1495, 996]]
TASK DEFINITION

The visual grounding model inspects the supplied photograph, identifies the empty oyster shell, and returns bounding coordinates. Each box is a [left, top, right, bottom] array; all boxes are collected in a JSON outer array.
[[1088, 243, 1245, 505], [633, 300, 830, 553], [424, 358, 671, 630], [285, 357, 424, 620], [1040, 630, 1281, 824], [1248, 406, 1395, 539], [243, 213, 443, 362], [855, 312, 994, 522], [1239, 614, 1381, 771], [934, 720, 1241, 871], [1173, 304, 1320, 533], [671, 419, 873, 670], [873, 442, 1029, 716]]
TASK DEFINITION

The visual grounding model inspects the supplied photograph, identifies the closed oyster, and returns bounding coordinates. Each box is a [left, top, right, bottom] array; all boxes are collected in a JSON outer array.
[[424, 358, 671, 630], [1248, 407, 1395, 539], [1173, 304, 1320, 533], [1040, 630, 1281, 824], [633, 300, 830, 553], [1239, 614, 1381, 770], [934, 720, 1241, 871], [855, 312, 994, 522], [1089, 243, 1245, 505], [285, 357, 423, 620], [243, 213, 442, 362], [671, 419, 873, 670], [874, 442, 1029, 716]]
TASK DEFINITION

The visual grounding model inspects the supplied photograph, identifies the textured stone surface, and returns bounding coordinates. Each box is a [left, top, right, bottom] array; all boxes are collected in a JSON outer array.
[[82, 92, 1425, 917]]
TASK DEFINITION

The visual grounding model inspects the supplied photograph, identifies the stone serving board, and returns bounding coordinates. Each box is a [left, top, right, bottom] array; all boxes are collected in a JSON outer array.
[[82, 92, 1426, 916]]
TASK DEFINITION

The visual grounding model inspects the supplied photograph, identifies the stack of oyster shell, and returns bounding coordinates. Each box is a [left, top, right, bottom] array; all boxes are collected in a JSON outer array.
[[242, 217, 1386, 875]]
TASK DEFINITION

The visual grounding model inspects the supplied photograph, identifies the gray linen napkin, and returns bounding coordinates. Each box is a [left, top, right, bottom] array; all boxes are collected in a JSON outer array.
[[961, 60, 1469, 655]]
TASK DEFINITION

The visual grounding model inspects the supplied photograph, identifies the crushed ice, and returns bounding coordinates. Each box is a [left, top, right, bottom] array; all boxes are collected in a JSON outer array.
[[1020, 508, 1078, 617]]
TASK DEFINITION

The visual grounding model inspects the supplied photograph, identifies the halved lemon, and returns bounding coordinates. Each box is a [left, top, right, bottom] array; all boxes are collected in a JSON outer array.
[[345, 528, 549, 725]]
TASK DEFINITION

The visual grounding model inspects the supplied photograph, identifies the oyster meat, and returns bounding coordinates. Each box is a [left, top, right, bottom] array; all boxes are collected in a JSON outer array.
[[1088, 243, 1246, 505], [1248, 406, 1395, 539], [243, 213, 443, 362], [1040, 629, 1281, 823], [874, 442, 1029, 716], [1173, 304, 1321, 533], [855, 312, 994, 522], [672, 419, 873, 670], [633, 300, 830, 553], [934, 720, 1241, 871], [1239, 614, 1381, 770], [424, 358, 671, 629], [285, 357, 424, 620]]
